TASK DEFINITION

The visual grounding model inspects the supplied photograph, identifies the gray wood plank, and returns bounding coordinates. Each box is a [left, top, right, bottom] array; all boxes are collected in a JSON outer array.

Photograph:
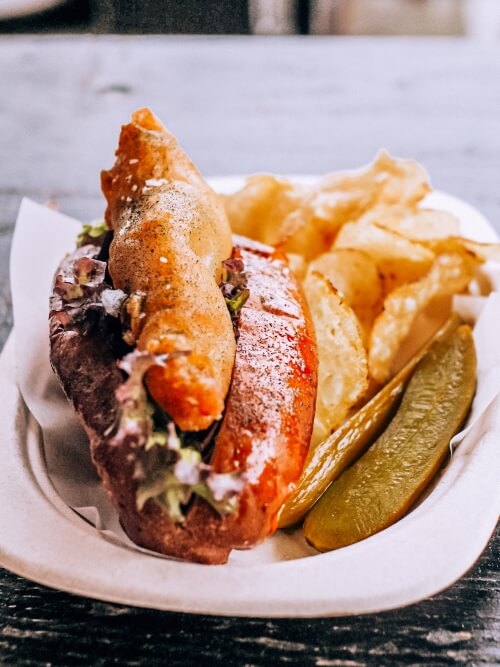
[[0, 525, 499, 666], [1, 36, 499, 222]]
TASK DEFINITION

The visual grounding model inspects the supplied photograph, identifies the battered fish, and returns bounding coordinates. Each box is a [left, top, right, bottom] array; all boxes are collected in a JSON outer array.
[[101, 108, 235, 431]]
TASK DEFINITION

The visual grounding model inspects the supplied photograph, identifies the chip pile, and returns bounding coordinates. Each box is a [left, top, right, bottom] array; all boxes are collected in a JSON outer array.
[[223, 151, 500, 448]]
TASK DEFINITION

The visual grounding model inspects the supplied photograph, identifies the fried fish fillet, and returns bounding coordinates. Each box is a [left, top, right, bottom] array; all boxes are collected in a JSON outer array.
[[101, 108, 235, 431]]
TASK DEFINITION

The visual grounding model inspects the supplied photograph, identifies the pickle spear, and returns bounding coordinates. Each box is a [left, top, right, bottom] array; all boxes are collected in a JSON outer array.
[[278, 316, 460, 528], [304, 325, 476, 552]]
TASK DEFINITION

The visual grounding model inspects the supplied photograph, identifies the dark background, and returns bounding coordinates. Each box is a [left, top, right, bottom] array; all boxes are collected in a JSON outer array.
[[0, 0, 468, 36], [0, 0, 257, 34], [2, 0, 494, 38]]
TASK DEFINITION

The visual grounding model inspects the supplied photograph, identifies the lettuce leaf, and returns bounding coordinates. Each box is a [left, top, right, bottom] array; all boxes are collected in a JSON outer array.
[[76, 220, 108, 248], [113, 351, 245, 523]]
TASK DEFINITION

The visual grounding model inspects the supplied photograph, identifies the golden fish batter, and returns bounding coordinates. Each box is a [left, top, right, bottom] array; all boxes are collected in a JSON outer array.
[[101, 108, 235, 431]]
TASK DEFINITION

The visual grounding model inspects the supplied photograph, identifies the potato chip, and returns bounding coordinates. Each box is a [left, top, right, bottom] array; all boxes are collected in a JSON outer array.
[[303, 271, 368, 447], [286, 252, 307, 280], [368, 252, 476, 384], [314, 150, 430, 217], [308, 249, 383, 343], [285, 152, 431, 260], [223, 152, 431, 261], [333, 219, 435, 291], [361, 206, 461, 241], [223, 174, 304, 245], [426, 236, 500, 263]]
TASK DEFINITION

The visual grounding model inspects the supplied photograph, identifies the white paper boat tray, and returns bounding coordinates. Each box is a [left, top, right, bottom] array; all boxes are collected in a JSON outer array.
[[0, 186, 499, 617]]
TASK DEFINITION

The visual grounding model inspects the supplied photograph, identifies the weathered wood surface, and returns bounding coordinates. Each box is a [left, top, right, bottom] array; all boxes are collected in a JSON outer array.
[[0, 36, 499, 665], [1, 527, 499, 666]]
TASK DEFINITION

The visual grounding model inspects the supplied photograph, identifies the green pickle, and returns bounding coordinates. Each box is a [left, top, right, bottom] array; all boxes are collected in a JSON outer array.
[[278, 316, 460, 528], [303, 325, 476, 552]]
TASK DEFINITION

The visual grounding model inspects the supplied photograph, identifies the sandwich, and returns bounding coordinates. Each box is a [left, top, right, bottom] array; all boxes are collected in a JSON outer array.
[[49, 108, 318, 564]]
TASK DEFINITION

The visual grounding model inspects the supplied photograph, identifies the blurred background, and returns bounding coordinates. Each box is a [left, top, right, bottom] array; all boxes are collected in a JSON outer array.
[[1, 0, 500, 39]]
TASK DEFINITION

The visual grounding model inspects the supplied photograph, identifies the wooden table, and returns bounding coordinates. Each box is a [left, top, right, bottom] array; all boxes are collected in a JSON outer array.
[[1, 36, 499, 665]]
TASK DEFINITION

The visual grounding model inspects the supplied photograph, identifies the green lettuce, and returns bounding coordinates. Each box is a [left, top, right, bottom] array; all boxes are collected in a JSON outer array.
[[113, 351, 245, 524]]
